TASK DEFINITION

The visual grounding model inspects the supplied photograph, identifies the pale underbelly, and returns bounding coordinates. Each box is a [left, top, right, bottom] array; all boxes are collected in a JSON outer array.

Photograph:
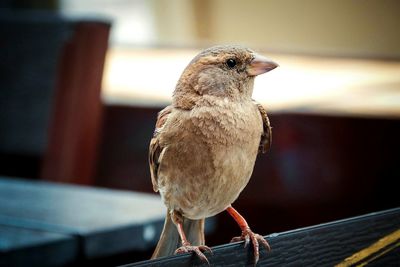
[[159, 143, 258, 220]]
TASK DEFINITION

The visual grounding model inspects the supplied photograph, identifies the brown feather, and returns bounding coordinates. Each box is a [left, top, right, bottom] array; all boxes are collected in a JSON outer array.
[[149, 105, 173, 192], [253, 100, 272, 154]]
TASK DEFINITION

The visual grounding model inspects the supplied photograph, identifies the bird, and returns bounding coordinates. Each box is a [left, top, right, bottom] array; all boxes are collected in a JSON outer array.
[[149, 45, 277, 265]]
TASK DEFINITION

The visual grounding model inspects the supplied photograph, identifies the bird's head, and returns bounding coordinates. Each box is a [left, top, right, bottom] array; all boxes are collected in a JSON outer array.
[[173, 45, 278, 109]]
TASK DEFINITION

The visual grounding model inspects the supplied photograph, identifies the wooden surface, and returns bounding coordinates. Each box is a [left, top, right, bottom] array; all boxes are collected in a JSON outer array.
[[41, 19, 110, 185], [124, 207, 400, 267], [0, 224, 77, 267], [0, 177, 166, 266]]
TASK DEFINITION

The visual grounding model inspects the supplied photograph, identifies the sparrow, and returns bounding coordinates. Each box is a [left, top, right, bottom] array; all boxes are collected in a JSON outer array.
[[149, 45, 277, 264]]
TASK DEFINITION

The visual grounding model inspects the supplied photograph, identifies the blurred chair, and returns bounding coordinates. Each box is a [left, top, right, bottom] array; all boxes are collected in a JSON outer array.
[[0, 10, 111, 184]]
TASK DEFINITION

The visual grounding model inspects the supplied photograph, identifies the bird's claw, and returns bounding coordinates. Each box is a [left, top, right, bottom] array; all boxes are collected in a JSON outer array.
[[230, 228, 270, 264], [174, 244, 212, 264]]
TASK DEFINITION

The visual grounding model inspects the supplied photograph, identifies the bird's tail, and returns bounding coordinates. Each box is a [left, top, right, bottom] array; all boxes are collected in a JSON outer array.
[[151, 210, 205, 259]]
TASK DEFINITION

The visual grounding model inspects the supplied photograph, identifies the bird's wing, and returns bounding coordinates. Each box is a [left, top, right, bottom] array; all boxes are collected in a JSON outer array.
[[149, 105, 173, 192], [253, 100, 272, 154]]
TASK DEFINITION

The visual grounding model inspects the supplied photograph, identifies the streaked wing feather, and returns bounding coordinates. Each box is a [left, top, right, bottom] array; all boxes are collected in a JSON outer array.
[[253, 101, 272, 154], [149, 106, 173, 192]]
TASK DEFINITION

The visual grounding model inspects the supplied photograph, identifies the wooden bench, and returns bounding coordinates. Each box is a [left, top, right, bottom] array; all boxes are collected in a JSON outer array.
[[124, 207, 400, 266]]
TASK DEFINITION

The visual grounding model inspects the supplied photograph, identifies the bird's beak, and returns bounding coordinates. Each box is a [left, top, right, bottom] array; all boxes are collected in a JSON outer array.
[[247, 54, 278, 76]]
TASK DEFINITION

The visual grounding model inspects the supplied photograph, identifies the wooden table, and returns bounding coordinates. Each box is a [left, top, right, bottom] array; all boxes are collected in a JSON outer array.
[[0, 177, 166, 266]]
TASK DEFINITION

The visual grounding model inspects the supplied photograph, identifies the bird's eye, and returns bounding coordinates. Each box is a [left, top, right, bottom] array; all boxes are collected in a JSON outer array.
[[226, 58, 237, 69]]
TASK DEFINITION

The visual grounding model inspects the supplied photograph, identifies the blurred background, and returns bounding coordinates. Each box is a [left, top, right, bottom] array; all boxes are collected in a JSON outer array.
[[1, 0, 400, 266]]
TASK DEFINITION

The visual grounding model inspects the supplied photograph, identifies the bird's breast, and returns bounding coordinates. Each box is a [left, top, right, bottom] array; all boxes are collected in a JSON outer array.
[[189, 99, 262, 146], [158, 100, 263, 219]]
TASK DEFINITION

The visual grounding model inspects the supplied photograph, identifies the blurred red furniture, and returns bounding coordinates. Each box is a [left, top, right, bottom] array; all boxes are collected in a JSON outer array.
[[0, 11, 111, 184]]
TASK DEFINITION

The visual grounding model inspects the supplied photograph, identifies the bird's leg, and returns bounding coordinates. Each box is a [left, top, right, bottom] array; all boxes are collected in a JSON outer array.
[[171, 211, 212, 263], [226, 206, 270, 264]]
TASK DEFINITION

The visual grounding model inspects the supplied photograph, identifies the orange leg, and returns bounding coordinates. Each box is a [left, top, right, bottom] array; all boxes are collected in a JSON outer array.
[[226, 206, 270, 264], [172, 211, 212, 263], [176, 219, 192, 247]]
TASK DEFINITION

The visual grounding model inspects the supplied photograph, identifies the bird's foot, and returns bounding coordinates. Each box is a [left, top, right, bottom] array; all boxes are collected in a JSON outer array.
[[230, 227, 270, 264], [174, 242, 212, 264]]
